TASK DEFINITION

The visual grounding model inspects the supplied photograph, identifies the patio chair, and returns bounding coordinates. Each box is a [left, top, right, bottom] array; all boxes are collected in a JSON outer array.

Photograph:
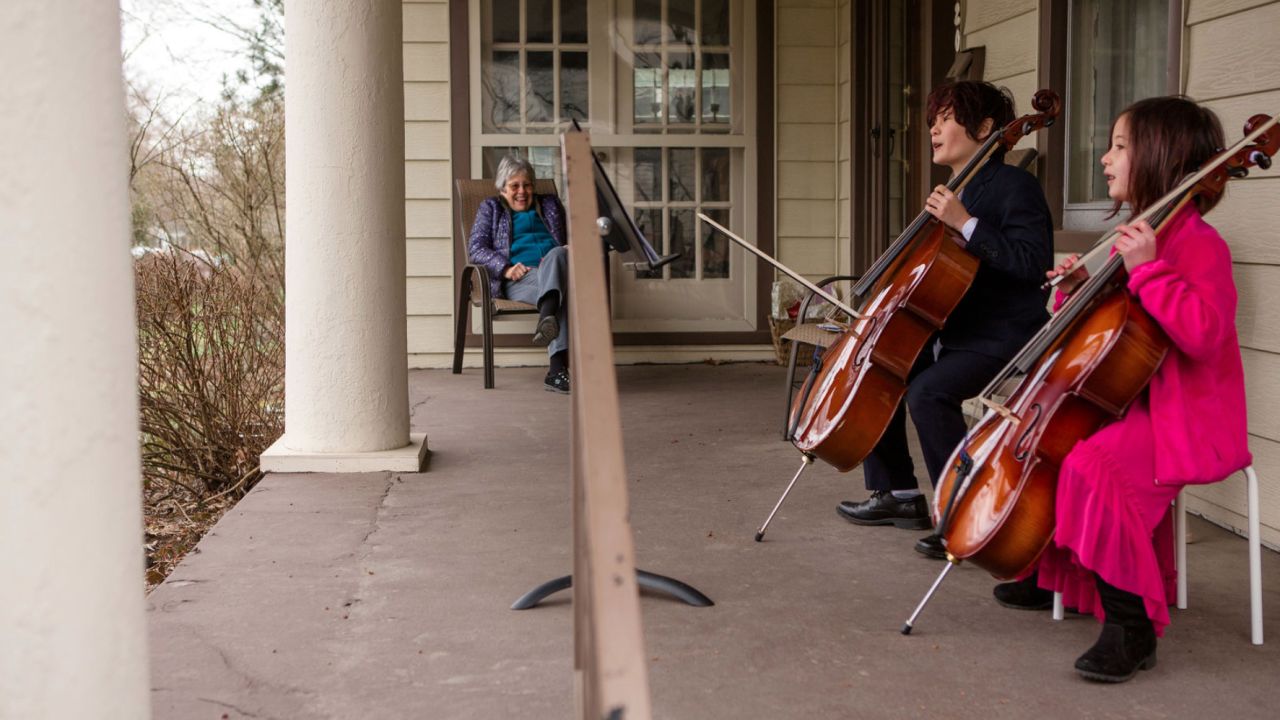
[[1052, 465, 1264, 645], [780, 275, 859, 440], [452, 177, 559, 389]]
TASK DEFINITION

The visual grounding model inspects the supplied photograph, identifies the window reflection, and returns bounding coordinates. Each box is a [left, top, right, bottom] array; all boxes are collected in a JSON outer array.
[[701, 53, 729, 125], [701, 147, 729, 201], [526, 52, 555, 123], [634, 53, 663, 125], [669, 148, 696, 201], [669, 210, 697, 279], [668, 52, 697, 124], [561, 52, 588, 121], [702, 0, 730, 45], [701, 209, 729, 279]]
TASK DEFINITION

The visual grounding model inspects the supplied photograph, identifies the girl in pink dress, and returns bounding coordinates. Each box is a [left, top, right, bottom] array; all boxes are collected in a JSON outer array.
[[993, 96, 1252, 683]]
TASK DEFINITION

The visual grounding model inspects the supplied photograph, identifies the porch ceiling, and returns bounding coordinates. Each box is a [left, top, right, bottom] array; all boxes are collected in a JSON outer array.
[[148, 364, 1280, 718]]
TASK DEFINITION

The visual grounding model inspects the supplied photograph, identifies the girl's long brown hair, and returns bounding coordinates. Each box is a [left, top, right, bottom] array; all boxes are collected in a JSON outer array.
[[1112, 96, 1225, 218]]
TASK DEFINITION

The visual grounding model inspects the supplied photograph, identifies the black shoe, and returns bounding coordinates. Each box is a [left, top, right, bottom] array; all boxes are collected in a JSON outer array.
[[533, 315, 559, 346], [993, 574, 1055, 610], [914, 534, 947, 560], [1075, 577, 1157, 683], [836, 491, 932, 530], [544, 369, 570, 394]]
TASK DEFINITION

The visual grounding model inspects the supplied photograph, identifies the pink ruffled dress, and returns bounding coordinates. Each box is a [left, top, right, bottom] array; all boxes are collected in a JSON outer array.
[[1035, 206, 1251, 635]]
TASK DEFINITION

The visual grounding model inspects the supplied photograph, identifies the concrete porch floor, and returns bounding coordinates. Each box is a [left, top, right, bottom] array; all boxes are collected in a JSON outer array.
[[149, 364, 1280, 719]]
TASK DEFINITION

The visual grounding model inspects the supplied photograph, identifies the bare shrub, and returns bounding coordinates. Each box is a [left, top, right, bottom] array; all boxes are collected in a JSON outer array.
[[135, 251, 283, 585]]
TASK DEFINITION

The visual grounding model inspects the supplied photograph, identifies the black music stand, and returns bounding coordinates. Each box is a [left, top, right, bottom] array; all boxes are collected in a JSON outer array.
[[511, 125, 709, 611]]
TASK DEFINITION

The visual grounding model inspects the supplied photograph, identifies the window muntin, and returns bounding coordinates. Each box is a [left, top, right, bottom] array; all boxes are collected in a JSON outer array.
[[481, 0, 590, 134]]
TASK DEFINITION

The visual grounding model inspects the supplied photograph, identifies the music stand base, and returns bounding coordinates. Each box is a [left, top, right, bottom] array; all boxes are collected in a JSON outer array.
[[511, 569, 714, 610]]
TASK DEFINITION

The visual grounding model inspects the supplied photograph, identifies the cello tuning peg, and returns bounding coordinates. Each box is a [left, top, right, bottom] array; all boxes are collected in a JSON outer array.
[[1252, 151, 1272, 170], [1227, 165, 1250, 179]]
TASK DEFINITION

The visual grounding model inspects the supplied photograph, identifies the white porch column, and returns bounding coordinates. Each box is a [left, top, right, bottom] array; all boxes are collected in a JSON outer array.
[[262, 0, 427, 472], [0, 2, 150, 718]]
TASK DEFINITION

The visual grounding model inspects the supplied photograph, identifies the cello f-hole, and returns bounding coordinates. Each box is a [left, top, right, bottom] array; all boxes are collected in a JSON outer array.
[[1013, 403, 1043, 462]]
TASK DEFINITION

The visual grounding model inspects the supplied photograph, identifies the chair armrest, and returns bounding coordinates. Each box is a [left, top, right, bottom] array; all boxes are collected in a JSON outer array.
[[465, 263, 495, 307], [796, 274, 861, 322]]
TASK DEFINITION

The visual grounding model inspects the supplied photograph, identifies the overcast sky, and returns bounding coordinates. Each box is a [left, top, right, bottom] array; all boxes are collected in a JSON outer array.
[[120, 0, 264, 115]]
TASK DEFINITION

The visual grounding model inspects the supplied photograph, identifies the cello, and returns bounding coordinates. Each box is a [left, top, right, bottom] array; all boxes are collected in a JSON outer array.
[[901, 112, 1280, 634], [748, 90, 1062, 541]]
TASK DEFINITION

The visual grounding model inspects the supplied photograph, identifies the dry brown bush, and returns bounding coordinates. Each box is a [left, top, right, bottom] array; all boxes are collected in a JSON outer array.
[[130, 92, 285, 587]]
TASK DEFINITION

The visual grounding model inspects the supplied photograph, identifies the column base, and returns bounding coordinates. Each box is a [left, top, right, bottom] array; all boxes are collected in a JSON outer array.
[[260, 433, 429, 473]]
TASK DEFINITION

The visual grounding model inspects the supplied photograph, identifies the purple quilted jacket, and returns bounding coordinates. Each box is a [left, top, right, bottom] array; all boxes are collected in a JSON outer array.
[[467, 194, 568, 297]]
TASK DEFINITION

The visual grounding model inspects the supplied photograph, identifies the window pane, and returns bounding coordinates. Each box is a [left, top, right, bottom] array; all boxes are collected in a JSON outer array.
[[528, 146, 559, 189], [668, 51, 697, 124], [492, 0, 519, 43], [634, 53, 663, 124], [701, 53, 730, 124], [669, 148, 696, 201], [527, 0, 554, 43], [634, 208, 663, 279], [702, 0, 730, 45], [1067, 0, 1168, 203], [562, 1, 588, 43], [635, 0, 662, 45], [486, 51, 522, 129], [634, 148, 662, 202], [669, 209, 697, 278], [561, 52, 589, 122], [526, 51, 554, 122], [700, 209, 729, 278], [482, 147, 521, 179], [667, 0, 696, 44], [701, 147, 730, 201]]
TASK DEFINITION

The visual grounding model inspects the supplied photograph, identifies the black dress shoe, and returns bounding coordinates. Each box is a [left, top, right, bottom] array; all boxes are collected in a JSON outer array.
[[836, 491, 932, 530], [914, 533, 947, 560], [992, 574, 1055, 610]]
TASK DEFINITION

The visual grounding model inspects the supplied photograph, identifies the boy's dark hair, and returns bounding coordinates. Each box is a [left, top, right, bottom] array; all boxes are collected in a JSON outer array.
[[926, 81, 1016, 147], [1112, 96, 1225, 217]]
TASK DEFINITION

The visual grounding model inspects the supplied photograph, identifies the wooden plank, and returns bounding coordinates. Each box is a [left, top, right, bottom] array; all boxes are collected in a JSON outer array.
[[403, 43, 449, 82], [1214, 177, 1280, 264], [404, 82, 450, 121], [778, 199, 838, 236], [778, 162, 837, 200], [561, 131, 652, 720], [1243, 348, 1280, 442], [964, 11, 1038, 82], [777, 6, 838, 47], [402, 3, 449, 42], [777, 47, 837, 85], [1187, 0, 1276, 25], [406, 238, 452, 277], [404, 121, 450, 160], [778, 85, 837, 124], [405, 199, 451, 237], [1185, 4, 1280, 101], [778, 123, 837, 162], [964, 0, 1037, 34], [1235, 264, 1280, 354], [1184, 433, 1280, 549]]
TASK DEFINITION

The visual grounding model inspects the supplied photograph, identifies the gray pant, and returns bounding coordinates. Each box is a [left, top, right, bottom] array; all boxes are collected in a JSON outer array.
[[501, 245, 569, 357]]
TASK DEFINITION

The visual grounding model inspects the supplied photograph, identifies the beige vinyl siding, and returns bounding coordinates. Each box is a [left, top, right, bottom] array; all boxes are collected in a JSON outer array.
[[776, 0, 843, 285], [961, 0, 1038, 150], [1182, 0, 1280, 548], [403, 0, 463, 369], [837, 0, 851, 275]]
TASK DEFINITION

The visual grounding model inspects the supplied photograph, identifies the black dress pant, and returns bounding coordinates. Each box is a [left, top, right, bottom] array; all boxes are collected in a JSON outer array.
[[862, 342, 1007, 492]]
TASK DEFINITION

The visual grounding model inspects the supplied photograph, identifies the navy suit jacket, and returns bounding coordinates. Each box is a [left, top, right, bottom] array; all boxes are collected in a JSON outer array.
[[938, 157, 1054, 360]]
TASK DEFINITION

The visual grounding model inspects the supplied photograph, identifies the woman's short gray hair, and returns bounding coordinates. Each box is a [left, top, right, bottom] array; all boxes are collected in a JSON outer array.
[[494, 154, 536, 192]]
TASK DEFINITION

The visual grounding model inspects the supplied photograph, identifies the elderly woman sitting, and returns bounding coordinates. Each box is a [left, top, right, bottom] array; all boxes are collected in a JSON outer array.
[[467, 155, 571, 393]]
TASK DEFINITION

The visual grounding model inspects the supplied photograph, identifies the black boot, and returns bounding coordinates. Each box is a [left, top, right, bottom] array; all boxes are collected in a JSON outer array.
[[1074, 576, 1157, 683]]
